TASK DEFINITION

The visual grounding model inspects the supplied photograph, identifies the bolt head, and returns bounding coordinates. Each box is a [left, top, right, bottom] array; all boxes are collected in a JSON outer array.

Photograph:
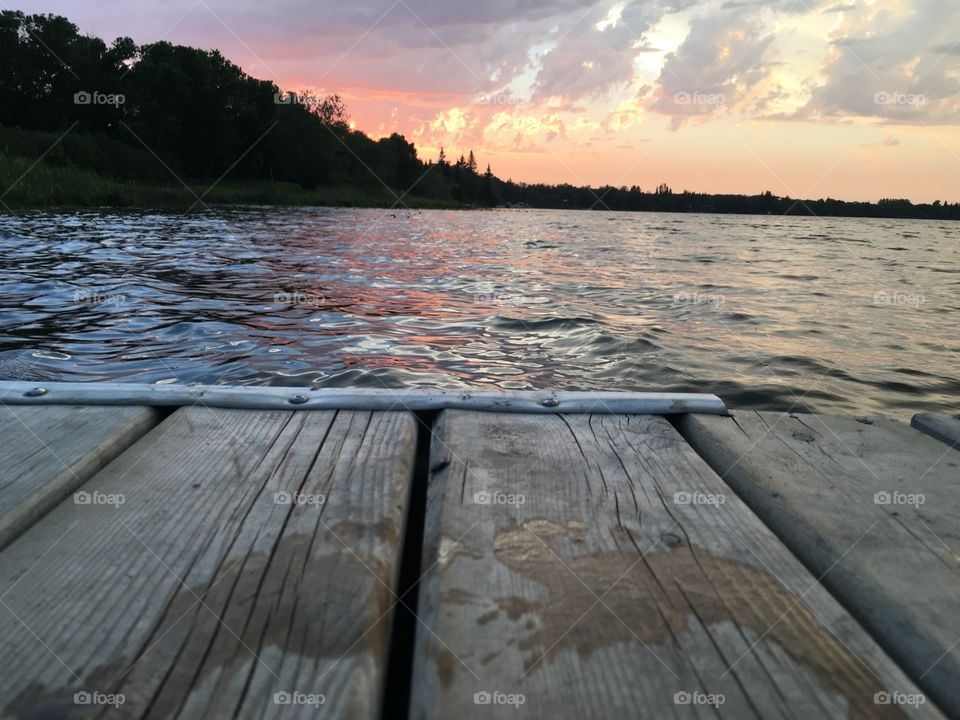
[[541, 398, 560, 408], [289, 394, 309, 405], [24, 387, 47, 397], [662, 532, 683, 547]]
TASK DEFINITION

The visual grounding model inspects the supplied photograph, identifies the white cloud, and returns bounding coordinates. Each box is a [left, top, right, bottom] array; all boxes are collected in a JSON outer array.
[[797, 0, 960, 124], [646, 7, 778, 129], [531, 1, 695, 102]]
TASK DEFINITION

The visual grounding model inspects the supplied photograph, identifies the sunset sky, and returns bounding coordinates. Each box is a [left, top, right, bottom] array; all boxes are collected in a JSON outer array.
[[19, 0, 960, 202]]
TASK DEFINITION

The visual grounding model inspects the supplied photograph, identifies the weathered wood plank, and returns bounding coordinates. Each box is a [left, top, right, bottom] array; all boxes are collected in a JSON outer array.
[[0, 404, 161, 551], [0, 406, 417, 720], [678, 411, 960, 718], [911, 413, 960, 449], [412, 411, 942, 719]]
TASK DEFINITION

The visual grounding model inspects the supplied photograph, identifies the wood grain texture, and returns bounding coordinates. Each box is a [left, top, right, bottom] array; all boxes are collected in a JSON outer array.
[[911, 413, 960, 449], [0, 404, 161, 551], [0, 406, 417, 720], [678, 411, 960, 719], [411, 411, 941, 719]]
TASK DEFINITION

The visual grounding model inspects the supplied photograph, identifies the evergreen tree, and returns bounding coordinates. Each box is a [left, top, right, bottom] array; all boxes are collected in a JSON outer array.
[[481, 163, 497, 206]]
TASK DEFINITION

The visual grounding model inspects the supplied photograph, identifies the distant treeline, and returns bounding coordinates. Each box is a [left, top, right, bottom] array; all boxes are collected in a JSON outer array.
[[1, 9, 957, 219], [497, 185, 960, 220]]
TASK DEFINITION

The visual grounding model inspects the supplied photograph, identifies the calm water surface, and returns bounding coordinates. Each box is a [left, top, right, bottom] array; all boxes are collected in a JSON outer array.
[[1, 208, 957, 417]]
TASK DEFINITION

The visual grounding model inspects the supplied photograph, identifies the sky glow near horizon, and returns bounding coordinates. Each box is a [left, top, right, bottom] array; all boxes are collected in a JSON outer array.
[[17, 0, 960, 202]]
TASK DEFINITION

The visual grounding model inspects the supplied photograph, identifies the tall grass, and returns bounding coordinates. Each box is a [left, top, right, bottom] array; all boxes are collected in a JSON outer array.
[[0, 154, 460, 210]]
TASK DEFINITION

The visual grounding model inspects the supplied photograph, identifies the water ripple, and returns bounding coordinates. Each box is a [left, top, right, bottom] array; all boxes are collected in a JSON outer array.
[[0, 207, 957, 417]]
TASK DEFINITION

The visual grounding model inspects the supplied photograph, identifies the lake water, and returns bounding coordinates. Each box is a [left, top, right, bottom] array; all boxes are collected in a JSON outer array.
[[1, 208, 957, 417]]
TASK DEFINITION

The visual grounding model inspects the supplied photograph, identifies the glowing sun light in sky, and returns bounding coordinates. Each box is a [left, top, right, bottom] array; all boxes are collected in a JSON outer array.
[[18, 0, 960, 202]]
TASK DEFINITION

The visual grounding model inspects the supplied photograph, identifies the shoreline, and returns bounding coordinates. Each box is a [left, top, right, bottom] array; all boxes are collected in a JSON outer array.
[[3, 200, 958, 221]]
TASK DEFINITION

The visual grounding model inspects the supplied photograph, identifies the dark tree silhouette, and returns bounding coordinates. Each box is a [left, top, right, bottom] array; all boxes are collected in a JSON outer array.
[[1, 9, 956, 217]]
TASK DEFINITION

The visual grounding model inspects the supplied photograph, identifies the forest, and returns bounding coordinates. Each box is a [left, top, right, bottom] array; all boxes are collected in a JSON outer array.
[[1, 9, 957, 219]]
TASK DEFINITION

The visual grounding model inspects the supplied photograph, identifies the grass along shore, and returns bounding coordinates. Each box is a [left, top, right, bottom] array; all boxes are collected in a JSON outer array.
[[0, 153, 460, 211]]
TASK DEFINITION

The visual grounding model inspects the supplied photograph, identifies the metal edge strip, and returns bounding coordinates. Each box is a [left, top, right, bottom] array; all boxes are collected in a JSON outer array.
[[0, 381, 729, 415]]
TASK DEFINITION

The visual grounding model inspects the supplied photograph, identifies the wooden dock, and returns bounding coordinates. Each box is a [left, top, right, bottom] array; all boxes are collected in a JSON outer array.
[[0, 383, 957, 719]]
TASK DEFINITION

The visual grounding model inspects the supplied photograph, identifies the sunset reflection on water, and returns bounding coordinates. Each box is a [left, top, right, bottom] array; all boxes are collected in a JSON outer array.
[[1, 207, 957, 417]]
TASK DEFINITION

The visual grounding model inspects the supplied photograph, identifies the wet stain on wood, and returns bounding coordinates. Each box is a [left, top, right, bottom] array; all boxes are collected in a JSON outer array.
[[433, 517, 908, 720]]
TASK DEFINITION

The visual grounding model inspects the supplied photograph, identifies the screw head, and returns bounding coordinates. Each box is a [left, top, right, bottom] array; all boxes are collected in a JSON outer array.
[[24, 387, 47, 397], [289, 394, 309, 405], [541, 398, 560, 408], [662, 532, 683, 548]]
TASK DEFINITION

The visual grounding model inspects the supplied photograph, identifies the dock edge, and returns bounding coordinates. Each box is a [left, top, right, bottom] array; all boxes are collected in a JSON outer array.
[[0, 381, 728, 415]]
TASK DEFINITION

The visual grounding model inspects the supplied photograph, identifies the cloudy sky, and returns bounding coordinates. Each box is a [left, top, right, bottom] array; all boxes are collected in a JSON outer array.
[[20, 0, 960, 201]]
